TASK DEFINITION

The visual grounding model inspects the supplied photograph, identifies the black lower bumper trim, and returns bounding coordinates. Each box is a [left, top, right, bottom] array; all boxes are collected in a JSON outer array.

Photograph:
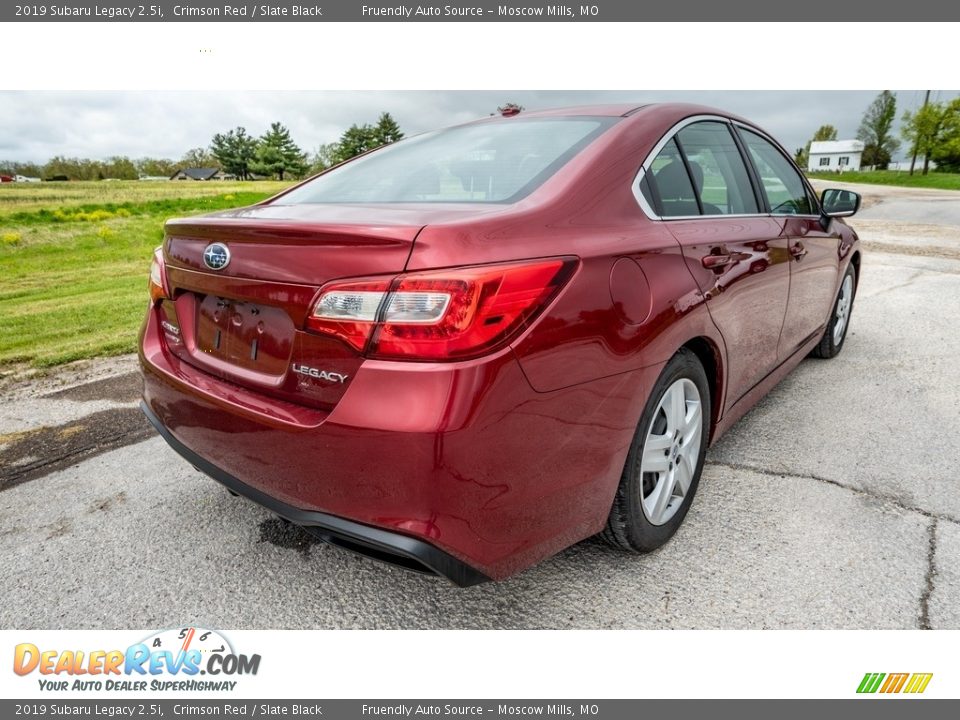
[[140, 401, 490, 587]]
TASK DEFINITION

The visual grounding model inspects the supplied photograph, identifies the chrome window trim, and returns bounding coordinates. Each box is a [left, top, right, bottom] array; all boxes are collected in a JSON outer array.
[[632, 115, 822, 222]]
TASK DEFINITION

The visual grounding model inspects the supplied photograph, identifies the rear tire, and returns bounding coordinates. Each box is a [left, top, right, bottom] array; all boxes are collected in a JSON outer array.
[[601, 349, 711, 552], [811, 262, 856, 359]]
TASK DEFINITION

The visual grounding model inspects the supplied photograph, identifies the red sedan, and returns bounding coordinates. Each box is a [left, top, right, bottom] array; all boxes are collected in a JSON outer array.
[[140, 104, 861, 585]]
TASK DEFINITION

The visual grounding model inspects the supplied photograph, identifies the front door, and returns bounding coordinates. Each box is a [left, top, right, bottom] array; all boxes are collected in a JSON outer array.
[[736, 128, 840, 358], [779, 216, 841, 355]]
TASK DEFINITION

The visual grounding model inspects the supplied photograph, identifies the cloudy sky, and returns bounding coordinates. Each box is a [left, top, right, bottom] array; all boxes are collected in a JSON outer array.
[[1, 90, 957, 164]]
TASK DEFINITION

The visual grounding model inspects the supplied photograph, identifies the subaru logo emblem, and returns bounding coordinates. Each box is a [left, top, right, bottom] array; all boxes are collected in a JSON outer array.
[[203, 243, 231, 271]]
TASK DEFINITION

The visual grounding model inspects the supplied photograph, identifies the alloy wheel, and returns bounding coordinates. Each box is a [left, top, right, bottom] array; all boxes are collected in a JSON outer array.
[[833, 274, 853, 345], [640, 378, 703, 526]]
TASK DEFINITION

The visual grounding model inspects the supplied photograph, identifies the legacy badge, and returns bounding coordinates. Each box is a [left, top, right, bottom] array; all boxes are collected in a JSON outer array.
[[291, 363, 349, 384]]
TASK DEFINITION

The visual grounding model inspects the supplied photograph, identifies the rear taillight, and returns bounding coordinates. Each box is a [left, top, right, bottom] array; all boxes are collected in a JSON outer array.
[[148, 247, 169, 303], [372, 260, 570, 360], [305, 278, 391, 351], [306, 258, 575, 360]]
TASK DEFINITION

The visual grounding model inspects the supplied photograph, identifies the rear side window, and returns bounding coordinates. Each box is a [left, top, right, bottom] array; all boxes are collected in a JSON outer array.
[[647, 138, 699, 217], [739, 129, 815, 215], [675, 122, 758, 215], [277, 118, 615, 205]]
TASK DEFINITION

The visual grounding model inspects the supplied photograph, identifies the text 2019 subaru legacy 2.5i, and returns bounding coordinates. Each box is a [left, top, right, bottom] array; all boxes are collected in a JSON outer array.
[[140, 103, 862, 585]]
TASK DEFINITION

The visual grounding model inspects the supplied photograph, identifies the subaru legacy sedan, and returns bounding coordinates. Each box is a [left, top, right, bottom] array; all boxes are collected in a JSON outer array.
[[140, 104, 861, 585]]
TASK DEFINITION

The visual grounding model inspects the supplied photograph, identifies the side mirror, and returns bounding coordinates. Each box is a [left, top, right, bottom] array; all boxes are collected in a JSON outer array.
[[821, 188, 861, 218]]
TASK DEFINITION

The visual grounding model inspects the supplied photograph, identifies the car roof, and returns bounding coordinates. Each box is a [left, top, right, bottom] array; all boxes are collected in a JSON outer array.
[[507, 104, 648, 118], [489, 102, 748, 120], [515, 103, 776, 142]]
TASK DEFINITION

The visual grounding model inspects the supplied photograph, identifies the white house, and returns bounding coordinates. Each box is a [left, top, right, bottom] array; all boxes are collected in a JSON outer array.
[[808, 140, 865, 173]]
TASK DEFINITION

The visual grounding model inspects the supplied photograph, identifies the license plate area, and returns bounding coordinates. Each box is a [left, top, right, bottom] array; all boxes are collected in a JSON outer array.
[[196, 295, 294, 376]]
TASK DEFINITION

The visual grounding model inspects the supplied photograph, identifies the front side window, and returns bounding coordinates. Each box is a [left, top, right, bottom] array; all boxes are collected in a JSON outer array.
[[739, 129, 815, 215], [276, 118, 615, 205], [675, 122, 758, 215], [819, 156, 831, 167]]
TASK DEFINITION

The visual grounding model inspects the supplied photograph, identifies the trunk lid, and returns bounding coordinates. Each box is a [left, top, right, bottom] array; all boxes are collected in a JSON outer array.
[[157, 204, 464, 410]]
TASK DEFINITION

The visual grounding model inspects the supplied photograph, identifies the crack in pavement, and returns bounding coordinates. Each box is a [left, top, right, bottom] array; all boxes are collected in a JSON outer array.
[[869, 255, 960, 276], [918, 518, 938, 630], [865, 242, 960, 261], [707, 459, 952, 631], [706, 460, 960, 526], [858, 268, 925, 298]]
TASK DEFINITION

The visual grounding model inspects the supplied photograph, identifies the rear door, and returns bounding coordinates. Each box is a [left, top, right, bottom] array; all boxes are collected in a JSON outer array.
[[643, 120, 791, 412], [736, 127, 840, 358]]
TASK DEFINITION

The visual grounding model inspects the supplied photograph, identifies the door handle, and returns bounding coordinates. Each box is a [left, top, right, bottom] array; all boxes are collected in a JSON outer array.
[[702, 254, 734, 269], [790, 242, 808, 260]]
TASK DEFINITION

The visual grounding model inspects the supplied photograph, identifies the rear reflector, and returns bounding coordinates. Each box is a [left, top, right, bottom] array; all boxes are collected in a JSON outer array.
[[306, 258, 574, 360]]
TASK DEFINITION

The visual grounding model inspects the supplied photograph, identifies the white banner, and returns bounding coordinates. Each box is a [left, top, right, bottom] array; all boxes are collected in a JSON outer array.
[[1, 629, 955, 699]]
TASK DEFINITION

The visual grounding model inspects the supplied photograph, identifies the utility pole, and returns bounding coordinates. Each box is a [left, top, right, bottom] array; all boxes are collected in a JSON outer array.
[[909, 90, 930, 176]]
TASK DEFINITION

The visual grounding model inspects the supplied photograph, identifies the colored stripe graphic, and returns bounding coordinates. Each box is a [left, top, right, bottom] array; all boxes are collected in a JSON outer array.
[[857, 673, 885, 693], [857, 672, 932, 694], [904, 673, 933, 694], [880, 673, 909, 693]]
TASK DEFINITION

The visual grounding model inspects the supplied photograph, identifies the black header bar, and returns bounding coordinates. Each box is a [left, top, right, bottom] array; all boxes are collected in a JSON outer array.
[[5, 0, 959, 22]]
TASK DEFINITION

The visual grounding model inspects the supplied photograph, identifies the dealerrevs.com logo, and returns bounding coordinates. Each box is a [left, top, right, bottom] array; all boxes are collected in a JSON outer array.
[[13, 627, 261, 693]]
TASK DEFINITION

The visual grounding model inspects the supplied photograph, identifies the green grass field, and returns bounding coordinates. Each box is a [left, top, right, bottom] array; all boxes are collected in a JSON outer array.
[[0, 180, 292, 370], [807, 170, 960, 190], [7, 169, 953, 373]]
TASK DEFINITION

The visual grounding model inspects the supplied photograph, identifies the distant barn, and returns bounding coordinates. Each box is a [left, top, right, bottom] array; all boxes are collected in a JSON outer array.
[[169, 167, 235, 181]]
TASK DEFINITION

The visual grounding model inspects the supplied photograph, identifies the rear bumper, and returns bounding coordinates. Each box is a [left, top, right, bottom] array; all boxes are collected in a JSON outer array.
[[141, 401, 490, 587], [139, 303, 643, 580]]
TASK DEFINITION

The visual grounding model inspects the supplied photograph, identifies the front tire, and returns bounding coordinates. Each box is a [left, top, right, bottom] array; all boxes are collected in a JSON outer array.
[[601, 349, 711, 552], [811, 262, 856, 359]]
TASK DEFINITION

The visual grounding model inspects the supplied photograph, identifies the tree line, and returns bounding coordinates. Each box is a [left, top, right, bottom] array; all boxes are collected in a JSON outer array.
[[796, 90, 960, 173], [11, 97, 956, 182], [0, 112, 405, 181]]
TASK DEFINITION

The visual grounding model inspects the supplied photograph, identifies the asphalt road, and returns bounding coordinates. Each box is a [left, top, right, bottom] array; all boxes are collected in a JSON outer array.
[[2, 189, 959, 629]]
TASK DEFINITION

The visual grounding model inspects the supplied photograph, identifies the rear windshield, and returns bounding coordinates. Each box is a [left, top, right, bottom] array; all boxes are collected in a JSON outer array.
[[277, 117, 616, 205]]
